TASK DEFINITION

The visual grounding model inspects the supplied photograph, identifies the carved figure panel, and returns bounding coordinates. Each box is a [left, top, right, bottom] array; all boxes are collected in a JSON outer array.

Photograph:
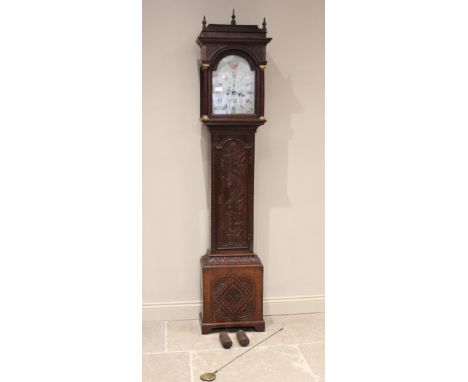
[[215, 138, 249, 249]]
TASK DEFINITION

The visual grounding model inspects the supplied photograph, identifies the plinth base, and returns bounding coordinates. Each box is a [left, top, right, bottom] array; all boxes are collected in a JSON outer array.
[[200, 254, 265, 335], [200, 313, 265, 334]]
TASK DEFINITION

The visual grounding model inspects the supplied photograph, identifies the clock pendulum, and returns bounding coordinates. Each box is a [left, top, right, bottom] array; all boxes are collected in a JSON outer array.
[[199, 323, 285, 381], [196, 11, 272, 334]]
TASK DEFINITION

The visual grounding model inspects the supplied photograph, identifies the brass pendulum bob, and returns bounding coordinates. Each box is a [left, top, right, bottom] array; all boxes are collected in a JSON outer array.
[[200, 372, 217, 382]]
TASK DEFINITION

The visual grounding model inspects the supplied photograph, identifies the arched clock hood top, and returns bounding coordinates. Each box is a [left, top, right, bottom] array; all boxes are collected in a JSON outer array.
[[196, 12, 272, 66]]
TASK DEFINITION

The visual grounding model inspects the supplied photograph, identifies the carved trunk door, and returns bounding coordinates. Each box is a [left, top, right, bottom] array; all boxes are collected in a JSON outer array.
[[211, 131, 255, 254]]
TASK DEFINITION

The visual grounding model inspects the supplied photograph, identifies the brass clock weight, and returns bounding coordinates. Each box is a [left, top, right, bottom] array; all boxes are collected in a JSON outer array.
[[218, 329, 250, 349]]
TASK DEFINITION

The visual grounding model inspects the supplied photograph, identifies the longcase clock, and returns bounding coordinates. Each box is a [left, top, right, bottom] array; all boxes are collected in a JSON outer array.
[[197, 11, 272, 334]]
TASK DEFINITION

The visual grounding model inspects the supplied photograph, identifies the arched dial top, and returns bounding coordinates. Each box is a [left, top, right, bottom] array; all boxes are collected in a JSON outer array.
[[212, 55, 255, 115]]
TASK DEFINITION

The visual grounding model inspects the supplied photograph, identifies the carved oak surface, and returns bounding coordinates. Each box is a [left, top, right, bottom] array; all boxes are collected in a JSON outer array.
[[211, 133, 255, 253], [218, 139, 247, 248], [213, 274, 255, 320], [202, 254, 261, 265]]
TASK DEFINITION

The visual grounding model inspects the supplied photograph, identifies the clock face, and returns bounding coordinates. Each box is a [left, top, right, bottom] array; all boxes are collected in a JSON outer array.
[[212, 55, 255, 115]]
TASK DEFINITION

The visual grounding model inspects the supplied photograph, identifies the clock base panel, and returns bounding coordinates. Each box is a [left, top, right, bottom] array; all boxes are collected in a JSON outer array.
[[200, 254, 265, 334]]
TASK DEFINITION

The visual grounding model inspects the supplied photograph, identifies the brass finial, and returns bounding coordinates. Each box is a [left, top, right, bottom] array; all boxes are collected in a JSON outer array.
[[262, 17, 267, 31], [231, 9, 236, 25], [202, 16, 207, 30]]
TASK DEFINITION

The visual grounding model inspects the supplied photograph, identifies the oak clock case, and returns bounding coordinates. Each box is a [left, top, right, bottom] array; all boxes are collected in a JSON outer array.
[[197, 13, 272, 334]]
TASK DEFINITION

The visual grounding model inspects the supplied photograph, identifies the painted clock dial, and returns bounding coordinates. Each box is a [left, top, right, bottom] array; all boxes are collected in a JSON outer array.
[[212, 55, 255, 115]]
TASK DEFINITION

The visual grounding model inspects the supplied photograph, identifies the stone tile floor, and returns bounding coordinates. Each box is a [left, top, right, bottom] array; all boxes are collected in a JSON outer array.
[[143, 313, 324, 382]]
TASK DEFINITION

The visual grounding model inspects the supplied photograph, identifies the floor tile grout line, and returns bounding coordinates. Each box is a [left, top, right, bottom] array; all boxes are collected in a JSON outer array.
[[295, 344, 319, 382], [189, 351, 194, 382], [164, 321, 168, 352], [143, 342, 319, 356], [144, 350, 192, 355]]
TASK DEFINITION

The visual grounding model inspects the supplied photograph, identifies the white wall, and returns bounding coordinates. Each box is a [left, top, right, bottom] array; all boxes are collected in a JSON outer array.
[[143, 0, 324, 320]]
